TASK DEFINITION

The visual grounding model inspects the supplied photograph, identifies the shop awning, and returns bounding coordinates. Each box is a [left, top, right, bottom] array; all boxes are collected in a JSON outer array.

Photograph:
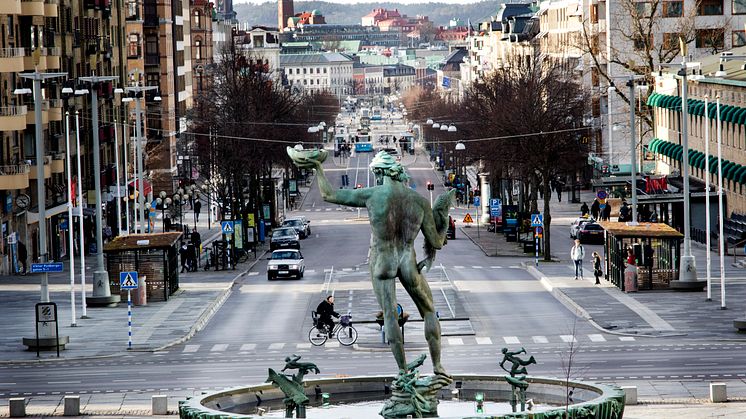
[[649, 92, 746, 125]]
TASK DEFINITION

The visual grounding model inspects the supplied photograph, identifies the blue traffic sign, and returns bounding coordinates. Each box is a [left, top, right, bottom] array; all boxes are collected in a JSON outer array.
[[221, 221, 235, 234], [30, 263, 64, 273], [490, 198, 502, 217], [490, 198, 500, 208], [531, 214, 544, 227], [473, 196, 480, 207], [120, 271, 139, 290]]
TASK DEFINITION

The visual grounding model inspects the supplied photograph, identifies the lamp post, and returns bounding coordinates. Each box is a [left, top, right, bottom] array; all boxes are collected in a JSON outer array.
[[73, 111, 87, 318], [190, 185, 198, 230], [625, 77, 646, 225], [156, 191, 171, 232], [17, 53, 70, 346], [607, 85, 615, 168], [63, 110, 76, 327], [78, 72, 120, 307]]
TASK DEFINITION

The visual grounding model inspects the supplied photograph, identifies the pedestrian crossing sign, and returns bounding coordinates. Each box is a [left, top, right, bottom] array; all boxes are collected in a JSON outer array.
[[120, 271, 139, 290], [221, 221, 234, 234], [463, 213, 474, 223], [531, 214, 543, 227]]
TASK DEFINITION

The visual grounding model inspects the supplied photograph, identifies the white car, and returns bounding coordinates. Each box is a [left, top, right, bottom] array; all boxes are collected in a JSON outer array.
[[267, 250, 305, 280], [570, 216, 595, 239]]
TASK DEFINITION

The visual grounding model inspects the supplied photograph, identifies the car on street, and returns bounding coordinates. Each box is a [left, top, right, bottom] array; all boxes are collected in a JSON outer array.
[[267, 249, 305, 280], [282, 217, 310, 239], [269, 227, 300, 250], [576, 222, 605, 244], [295, 215, 311, 235], [570, 216, 595, 239]]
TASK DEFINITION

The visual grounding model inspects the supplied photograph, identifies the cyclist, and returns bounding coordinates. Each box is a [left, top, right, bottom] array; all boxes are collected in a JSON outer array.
[[316, 295, 340, 337]]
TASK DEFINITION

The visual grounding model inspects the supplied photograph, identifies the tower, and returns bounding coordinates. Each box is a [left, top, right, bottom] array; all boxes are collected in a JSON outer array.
[[278, 0, 294, 30]]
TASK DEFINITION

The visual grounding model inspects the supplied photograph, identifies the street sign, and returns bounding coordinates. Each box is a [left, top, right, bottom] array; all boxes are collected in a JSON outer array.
[[535, 226, 543, 235], [247, 214, 255, 228], [463, 213, 474, 223], [221, 221, 234, 234], [120, 271, 139, 290], [30, 263, 64, 273], [530, 214, 543, 227], [596, 190, 608, 200], [490, 198, 502, 217], [36, 302, 57, 322], [473, 196, 480, 207]]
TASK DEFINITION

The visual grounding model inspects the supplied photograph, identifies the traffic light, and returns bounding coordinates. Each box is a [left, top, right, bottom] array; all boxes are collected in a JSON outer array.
[[427, 181, 434, 191], [356, 184, 363, 189]]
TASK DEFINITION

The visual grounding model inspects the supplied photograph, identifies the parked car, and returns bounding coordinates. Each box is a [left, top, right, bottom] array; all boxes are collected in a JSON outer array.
[[282, 218, 310, 239], [446, 215, 456, 240], [576, 222, 605, 244], [267, 249, 305, 280], [570, 216, 595, 239], [295, 215, 311, 235], [269, 227, 300, 251]]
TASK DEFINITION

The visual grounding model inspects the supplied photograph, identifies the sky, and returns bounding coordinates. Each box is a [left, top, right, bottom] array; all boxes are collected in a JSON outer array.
[[233, 0, 478, 4]]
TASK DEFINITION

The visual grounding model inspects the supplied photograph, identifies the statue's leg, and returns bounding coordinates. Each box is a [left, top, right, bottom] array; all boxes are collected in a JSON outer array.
[[399, 259, 446, 376], [372, 277, 407, 371]]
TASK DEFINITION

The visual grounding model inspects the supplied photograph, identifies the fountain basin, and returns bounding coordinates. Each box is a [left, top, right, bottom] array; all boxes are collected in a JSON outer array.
[[179, 374, 625, 418]]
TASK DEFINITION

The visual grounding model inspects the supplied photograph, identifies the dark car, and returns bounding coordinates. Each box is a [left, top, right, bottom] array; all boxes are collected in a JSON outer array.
[[282, 218, 309, 239], [269, 227, 300, 250], [577, 222, 605, 244], [446, 216, 456, 240]]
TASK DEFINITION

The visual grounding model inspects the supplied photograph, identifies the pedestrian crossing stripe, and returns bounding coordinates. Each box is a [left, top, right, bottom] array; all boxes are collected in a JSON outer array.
[[463, 213, 474, 223]]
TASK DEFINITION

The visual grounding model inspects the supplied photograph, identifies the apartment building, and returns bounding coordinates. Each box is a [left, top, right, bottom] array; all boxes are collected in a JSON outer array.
[[281, 53, 354, 96], [233, 26, 281, 79], [190, 0, 214, 96]]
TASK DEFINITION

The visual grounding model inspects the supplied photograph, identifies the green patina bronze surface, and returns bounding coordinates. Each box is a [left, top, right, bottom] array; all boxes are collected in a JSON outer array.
[[499, 347, 537, 413], [288, 148, 454, 377], [265, 354, 319, 418]]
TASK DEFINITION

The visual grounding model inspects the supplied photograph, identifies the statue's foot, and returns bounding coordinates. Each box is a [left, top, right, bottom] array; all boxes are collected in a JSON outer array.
[[433, 366, 452, 380]]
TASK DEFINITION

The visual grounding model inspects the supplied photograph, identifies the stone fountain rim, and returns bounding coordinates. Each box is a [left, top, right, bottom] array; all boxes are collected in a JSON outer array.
[[179, 374, 625, 419]]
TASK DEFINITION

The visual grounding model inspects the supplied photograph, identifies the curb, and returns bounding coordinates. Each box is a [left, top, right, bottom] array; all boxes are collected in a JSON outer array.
[[521, 262, 683, 339]]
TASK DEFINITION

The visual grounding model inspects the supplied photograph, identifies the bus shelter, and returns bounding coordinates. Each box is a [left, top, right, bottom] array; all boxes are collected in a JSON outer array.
[[104, 232, 182, 302], [599, 222, 682, 291]]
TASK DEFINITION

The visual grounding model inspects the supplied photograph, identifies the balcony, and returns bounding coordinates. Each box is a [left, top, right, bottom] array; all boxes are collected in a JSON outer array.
[[29, 156, 52, 180], [50, 153, 65, 174], [46, 47, 60, 69], [145, 54, 159, 66], [26, 101, 50, 125], [0, 165, 30, 190], [144, 12, 158, 27], [43, 0, 58, 17], [23, 48, 47, 71], [0, 106, 28, 131], [0, 48, 25, 73], [0, 0, 21, 15], [48, 99, 63, 122], [20, 0, 44, 16]]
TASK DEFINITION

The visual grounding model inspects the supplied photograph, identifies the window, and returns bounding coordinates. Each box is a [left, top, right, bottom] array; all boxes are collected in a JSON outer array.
[[734, 0, 746, 14], [146, 35, 157, 55], [733, 30, 746, 47], [696, 29, 724, 49], [663, 33, 682, 50], [193, 10, 201, 28], [128, 33, 140, 58], [194, 39, 202, 60], [663, 1, 683, 17], [252, 35, 264, 48], [699, 0, 723, 15], [634, 2, 653, 17], [633, 34, 652, 51]]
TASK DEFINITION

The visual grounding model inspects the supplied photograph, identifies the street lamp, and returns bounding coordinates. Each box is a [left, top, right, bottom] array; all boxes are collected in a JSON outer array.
[[190, 185, 198, 230], [156, 191, 172, 232], [607, 85, 616, 167]]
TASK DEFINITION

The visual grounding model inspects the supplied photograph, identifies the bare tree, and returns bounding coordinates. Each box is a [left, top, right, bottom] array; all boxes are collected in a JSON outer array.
[[558, 317, 590, 417]]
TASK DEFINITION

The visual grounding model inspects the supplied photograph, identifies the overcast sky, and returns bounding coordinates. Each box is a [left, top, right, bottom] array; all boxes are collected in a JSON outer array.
[[233, 0, 478, 4]]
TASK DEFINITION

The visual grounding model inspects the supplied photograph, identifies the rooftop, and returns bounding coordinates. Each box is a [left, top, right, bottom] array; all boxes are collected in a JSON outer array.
[[280, 52, 354, 65]]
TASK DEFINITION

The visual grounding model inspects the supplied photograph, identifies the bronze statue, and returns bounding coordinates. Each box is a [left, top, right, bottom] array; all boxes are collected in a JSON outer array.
[[499, 347, 536, 413], [266, 354, 319, 418], [288, 148, 453, 378]]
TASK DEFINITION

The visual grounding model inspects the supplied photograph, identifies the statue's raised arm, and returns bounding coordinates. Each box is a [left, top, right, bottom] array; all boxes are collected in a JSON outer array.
[[287, 147, 372, 207]]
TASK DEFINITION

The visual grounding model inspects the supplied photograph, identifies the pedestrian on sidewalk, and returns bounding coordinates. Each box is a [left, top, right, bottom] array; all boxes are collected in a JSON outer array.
[[570, 239, 585, 280], [602, 203, 611, 221], [194, 199, 202, 223], [17, 241, 27, 275], [580, 202, 589, 216], [556, 182, 563, 202], [191, 227, 202, 268], [592, 251, 603, 285], [590, 199, 600, 220], [179, 241, 189, 273]]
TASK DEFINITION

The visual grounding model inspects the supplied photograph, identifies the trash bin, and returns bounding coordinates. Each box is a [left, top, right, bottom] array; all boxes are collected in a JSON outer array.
[[132, 276, 147, 305], [624, 266, 638, 293]]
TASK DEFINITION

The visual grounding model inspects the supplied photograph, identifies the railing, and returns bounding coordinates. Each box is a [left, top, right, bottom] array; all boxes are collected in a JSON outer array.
[[24, 47, 49, 56], [0, 106, 28, 116], [46, 46, 60, 56], [29, 156, 52, 166], [29, 101, 51, 111], [52, 152, 65, 160], [0, 48, 25, 58], [0, 165, 31, 175], [44, 0, 59, 4], [20, 0, 43, 3], [145, 54, 159, 65], [48, 98, 64, 108]]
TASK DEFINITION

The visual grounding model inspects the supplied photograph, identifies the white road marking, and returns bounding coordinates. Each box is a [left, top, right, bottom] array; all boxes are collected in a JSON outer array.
[[490, 266, 503, 269], [532, 336, 549, 344], [183, 345, 200, 353], [325, 342, 340, 348], [305, 269, 315, 274], [472, 266, 483, 269], [619, 336, 636, 341], [475, 337, 492, 345], [296, 343, 312, 349], [588, 334, 607, 342], [448, 338, 464, 345], [503, 336, 520, 344], [560, 335, 577, 343], [269, 343, 286, 350], [247, 272, 259, 276], [453, 265, 465, 269], [210, 344, 229, 352], [240, 344, 256, 351]]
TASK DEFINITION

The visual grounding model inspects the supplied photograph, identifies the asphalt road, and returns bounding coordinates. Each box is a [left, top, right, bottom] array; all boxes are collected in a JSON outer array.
[[4, 131, 746, 403]]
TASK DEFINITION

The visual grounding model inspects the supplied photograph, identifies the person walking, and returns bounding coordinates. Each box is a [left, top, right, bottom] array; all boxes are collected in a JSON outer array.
[[580, 202, 589, 216], [590, 199, 600, 220], [602, 203, 611, 221], [191, 227, 202, 268], [618, 201, 630, 222], [194, 199, 202, 223], [179, 241, 189, 273], [592, 251, 603, 285], [17, 241, 27, 275], [570, 239, 585, 280]]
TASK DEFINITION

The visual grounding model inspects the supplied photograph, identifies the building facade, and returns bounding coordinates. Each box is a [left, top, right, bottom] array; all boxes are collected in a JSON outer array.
[[281, 53, 354, 96]]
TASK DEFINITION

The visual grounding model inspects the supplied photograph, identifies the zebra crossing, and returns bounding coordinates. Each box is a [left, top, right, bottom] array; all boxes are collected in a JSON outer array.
[[246, 266, 524, 276], [176, 334, 636, 354]]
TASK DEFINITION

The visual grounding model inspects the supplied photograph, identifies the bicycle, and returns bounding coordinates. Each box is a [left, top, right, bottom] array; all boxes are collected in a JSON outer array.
[[309, 311, 358, 346]]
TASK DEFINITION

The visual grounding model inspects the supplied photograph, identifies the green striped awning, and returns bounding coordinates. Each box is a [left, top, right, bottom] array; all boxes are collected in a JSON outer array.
[[648, 93, 746, 125]]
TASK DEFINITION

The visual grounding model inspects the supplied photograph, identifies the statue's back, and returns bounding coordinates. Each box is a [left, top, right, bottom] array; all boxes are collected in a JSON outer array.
[[367, 184, 424, 246]]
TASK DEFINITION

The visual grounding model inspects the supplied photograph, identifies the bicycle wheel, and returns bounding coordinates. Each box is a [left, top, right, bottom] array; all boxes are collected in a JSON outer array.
[[308, 327, 328, 346], [337, 325, 358, 346]]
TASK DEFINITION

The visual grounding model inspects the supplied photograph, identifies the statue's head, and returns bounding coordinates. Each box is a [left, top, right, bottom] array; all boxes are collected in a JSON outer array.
[[370, 151, 409, 184], [501, 348, 508, 354]]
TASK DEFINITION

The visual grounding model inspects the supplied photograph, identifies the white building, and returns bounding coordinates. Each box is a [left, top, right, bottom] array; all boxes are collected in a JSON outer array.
[[281, 52, 354, 95], [233, 26, 282, 78]]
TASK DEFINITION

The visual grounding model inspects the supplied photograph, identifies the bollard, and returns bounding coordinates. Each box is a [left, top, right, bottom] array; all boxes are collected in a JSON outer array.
[[63, 396, 80, 416], [620, 386, 637, 405], [152, 395, 168, 415], [710, 382, 727, 403], [9, 398, 25, 417]]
